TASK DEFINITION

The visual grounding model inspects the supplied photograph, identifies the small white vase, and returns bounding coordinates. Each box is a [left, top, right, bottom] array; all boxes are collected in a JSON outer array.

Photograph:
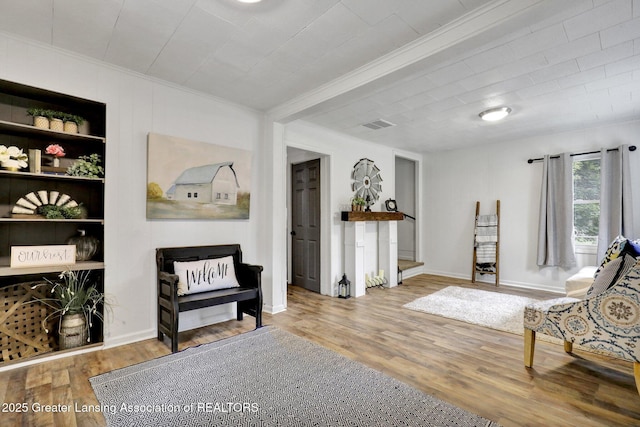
[[53, 157, 60, 167]]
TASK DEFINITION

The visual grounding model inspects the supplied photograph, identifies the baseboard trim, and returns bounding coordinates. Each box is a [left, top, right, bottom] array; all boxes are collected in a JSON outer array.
[[264, 304, 287, 314], [0, 343, 104, 373], [421, 269, 565, 295], [400, 265, 424, 280], [103, 329, 157, 349]]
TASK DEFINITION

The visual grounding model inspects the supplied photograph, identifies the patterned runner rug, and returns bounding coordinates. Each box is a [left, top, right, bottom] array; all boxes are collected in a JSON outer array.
[[91, 326, 499, 427]]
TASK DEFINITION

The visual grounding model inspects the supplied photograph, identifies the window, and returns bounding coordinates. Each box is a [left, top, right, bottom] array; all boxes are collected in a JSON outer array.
[[573, 156, 600, 248]]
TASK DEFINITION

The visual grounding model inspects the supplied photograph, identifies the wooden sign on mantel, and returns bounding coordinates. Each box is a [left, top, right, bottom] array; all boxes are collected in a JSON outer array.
[[10, 245, 76, 268]]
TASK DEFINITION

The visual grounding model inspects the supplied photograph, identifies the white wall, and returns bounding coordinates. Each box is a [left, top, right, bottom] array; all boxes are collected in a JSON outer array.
[[424, 121, 640, 293], [396, 157, 416, 260], [0, 34, 266, 348], [283, 121, 422, 295]]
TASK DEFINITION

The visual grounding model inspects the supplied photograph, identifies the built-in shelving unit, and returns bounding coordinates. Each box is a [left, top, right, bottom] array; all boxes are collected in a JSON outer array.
[[0, 78, 106, 364]]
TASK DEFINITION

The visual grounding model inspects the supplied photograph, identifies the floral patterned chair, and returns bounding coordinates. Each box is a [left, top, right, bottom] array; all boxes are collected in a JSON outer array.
[[523, 256, 640, 395]]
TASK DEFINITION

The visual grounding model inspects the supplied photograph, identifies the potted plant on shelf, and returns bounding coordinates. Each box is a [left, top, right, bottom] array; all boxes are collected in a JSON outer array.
[[0, 145, 28, 171], [66, 153, 104, 178], [26, 108, 50, 129], [48, 110, 65, 132], [36, 203, 86, 220], [31, 269, 108, 350], [351, 196, 366, 212], [62, 113, 84, 134]]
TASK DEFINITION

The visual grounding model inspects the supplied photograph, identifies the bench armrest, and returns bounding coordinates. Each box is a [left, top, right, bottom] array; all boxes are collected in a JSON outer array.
[[158, 271, 180, 306], [236, 263, 263, 289]]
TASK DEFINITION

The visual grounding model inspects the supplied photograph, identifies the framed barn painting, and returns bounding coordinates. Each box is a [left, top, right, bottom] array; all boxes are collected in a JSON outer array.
[[147, 133, 251, 220]]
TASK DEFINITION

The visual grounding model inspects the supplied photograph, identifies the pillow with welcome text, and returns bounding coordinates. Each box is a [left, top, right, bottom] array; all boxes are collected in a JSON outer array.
[[173, 256, 240, 296]]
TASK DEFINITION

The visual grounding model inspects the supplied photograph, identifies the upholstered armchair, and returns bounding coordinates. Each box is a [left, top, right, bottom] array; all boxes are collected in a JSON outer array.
[[523, 257, 640, 395]]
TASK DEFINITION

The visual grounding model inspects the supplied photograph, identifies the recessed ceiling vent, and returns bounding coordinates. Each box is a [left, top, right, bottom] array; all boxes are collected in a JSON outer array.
[[362, 119, 396, 130]]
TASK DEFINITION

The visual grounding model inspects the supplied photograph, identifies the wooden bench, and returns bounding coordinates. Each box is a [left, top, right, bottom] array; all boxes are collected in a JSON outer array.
[[156, 244, 263, 352]]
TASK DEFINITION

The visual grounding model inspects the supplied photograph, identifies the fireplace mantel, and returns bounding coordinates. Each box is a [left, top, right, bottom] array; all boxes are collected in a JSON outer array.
[[341, 211, 404, 221], [342, 212, 401, 298]]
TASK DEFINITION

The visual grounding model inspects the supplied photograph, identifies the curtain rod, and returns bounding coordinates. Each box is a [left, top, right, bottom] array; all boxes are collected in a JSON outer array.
[[527, 145, 636, 164]]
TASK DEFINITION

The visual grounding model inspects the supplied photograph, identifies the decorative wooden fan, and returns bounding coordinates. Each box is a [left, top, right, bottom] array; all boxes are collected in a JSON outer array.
[[351, 158, 382, 210], [12, 190, 79, 217]]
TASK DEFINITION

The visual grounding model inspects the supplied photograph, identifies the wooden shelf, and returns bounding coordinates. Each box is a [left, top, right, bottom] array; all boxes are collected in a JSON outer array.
[[0, 169, 104, 182], [0, 260, 105, 277], [341, 211, 404, 221], [0, 120, 104, 143], [0, 218, 104, 223]]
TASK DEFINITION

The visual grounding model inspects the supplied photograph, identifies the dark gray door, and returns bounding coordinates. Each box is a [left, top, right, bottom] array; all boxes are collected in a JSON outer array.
[[291, 159, 321, 293]]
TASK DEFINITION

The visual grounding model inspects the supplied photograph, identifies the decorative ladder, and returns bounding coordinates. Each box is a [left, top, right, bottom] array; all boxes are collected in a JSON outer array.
[[471, 200, 500, 286]]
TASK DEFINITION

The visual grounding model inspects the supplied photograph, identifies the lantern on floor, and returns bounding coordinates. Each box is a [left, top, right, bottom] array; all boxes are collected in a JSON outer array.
[[338, 274, 351, 299]]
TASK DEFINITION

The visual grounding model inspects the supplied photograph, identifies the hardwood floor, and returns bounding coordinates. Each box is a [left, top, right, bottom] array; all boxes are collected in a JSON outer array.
[[1, 274, 638, 426]]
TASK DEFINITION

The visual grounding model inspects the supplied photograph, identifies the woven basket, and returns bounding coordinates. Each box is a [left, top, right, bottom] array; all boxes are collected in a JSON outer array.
[[49, 118, 64, 132], [0, 282, 56, 363], [63, 121, 78, 134], [33, 116, 49, 129]]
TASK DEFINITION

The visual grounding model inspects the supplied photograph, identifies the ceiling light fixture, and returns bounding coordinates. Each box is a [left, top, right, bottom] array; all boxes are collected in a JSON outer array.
[[237, 0, 262, 3], [479, 106, 511, 122]]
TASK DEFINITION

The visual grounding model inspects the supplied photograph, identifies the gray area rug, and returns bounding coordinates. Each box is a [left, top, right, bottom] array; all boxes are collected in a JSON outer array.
[[91, 326, 499, 427], [403, 286, 539, 335]]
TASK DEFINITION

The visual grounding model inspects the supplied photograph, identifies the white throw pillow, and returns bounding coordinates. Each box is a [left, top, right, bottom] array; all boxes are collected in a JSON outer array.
[[173, 256, 240, 296]]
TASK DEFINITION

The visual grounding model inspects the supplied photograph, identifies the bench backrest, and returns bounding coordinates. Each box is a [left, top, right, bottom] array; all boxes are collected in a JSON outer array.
[[156, 244, 243, 274]]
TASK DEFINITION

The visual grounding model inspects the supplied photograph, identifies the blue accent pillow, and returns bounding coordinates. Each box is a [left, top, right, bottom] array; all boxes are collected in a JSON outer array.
[[628, 239, 640, 257]]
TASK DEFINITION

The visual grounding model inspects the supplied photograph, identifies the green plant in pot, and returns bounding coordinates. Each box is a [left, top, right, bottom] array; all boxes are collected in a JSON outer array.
[[67, 154, 104, 178], [36, 203, 85, 219], [351, 196, 366, 212], [43, 111, 63, 132], [30, 269, 108, 349], [61, 113, 84, 133], [26, 108, 50, 129], [26, 107, 48, 117]]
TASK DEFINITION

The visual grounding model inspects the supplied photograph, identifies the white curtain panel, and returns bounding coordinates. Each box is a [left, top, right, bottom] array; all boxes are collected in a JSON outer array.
[[597, 144, 635, 260], [537, 153, 576, 268]]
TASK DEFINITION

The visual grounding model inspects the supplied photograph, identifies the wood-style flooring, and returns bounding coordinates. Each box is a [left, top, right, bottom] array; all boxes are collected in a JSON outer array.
[[0, 274, 638, 426]]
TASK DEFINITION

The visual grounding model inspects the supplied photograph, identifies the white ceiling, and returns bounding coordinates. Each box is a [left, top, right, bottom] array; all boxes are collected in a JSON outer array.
[[0, 0, 638, 152]]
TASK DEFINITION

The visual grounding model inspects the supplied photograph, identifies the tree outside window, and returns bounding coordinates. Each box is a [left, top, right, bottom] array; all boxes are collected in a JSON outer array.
[[573, 157, 600, 246]]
